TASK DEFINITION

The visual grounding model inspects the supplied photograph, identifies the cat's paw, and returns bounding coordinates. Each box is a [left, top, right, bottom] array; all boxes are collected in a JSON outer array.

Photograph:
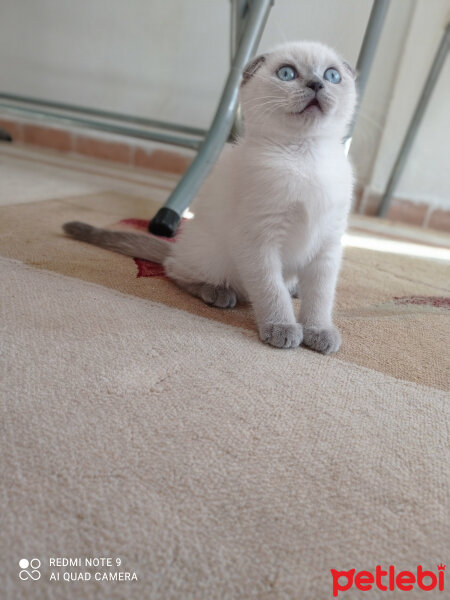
[[260, 323, 303, 349], [302, 325, 341, 355], [200, 284, 237, 309]]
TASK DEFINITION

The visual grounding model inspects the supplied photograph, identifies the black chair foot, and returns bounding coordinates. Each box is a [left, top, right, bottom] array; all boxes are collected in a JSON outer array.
[[148, 207, 182, 238], [0, 128, 12, 142]]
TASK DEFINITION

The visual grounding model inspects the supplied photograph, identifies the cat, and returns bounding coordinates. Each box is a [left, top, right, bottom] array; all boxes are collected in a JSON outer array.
[[63, 41, 356, 353]]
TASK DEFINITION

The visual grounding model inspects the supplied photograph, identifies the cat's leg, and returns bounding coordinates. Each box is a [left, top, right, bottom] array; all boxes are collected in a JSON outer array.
[[164, 251, 238, 308], [236, 247, 302, 348], [298, 241, 342, 354], [177, 279, 237, 309]]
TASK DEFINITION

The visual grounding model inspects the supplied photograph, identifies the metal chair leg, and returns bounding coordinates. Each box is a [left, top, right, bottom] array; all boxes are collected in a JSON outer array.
[[346, 0, 390, 140], [148, 0, 273, 237], [0, 128, 12, 142], [377, 22, 450, 217], [228, 0, 248, 142]]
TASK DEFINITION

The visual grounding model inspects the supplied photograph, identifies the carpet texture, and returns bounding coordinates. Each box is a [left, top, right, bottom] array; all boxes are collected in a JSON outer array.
[[1, 190, 449, 600], [0, 192, 449, 388]]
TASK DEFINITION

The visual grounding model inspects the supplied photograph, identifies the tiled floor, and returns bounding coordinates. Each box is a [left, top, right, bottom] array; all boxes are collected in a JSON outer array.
[[0, 143, 177, 207]]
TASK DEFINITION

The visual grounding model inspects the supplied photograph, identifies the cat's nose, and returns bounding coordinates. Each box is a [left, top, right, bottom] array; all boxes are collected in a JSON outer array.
[[306, 80, 324, 93]]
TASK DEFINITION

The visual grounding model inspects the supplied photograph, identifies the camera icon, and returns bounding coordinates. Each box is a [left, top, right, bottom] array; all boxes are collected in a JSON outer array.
[[19, 558, 41, 581]]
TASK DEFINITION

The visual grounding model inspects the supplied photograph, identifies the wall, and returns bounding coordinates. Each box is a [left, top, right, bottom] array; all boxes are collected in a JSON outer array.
[[368, 0, 450, 209], [0, 0, 449, 209]]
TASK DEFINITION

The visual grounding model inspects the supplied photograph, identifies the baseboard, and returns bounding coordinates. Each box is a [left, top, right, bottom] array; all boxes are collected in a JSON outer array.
[[353, 185, 450, 233], [0, 116, 194, 177]]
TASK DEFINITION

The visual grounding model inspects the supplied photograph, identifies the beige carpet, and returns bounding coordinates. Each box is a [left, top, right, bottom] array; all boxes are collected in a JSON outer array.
[[1, 191, 449, 389], [1, 188, 449, 599]]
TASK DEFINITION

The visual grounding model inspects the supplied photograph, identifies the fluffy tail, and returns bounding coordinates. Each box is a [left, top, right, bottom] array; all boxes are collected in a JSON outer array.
[[62, 221, 171, 263]]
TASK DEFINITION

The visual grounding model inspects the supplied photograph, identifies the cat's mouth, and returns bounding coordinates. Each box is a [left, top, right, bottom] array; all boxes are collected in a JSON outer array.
[[289, 98, 322, 115]]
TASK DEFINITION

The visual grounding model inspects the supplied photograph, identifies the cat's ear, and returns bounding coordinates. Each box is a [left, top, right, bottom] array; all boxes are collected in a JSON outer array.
[[342, 61, 356, 80], [241, 54, 266, 86]]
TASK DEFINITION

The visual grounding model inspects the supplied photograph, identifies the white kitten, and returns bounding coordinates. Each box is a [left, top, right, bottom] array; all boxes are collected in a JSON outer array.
[[64, 41, 356, 353]]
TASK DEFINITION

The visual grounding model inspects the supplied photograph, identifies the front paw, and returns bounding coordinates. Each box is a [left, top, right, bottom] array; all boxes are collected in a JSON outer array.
[[260, 323, 303, 349], [302, 325, 341, 354]]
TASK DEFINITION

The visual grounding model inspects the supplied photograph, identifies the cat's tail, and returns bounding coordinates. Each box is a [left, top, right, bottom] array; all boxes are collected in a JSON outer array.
[[62, 221, 171, 263]]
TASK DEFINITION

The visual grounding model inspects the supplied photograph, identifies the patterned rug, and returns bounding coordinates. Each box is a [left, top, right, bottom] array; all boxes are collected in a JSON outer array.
[[0, 191, 448, 389], [1, 190, 449, 600]]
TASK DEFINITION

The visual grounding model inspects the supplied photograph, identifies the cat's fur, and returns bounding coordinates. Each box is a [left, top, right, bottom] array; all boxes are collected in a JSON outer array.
[[63, 41, 356, 353]]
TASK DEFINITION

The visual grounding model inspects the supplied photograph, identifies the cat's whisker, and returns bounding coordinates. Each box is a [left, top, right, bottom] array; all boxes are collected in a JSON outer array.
[[242, 94, 283, 105], [242, 99, 280, 112], [244, 100, 285, 118], [251, 102, 285, 124]]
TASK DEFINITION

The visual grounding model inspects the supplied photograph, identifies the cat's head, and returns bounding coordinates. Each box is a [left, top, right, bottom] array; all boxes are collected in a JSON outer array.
[[239, 41, 356, 141]]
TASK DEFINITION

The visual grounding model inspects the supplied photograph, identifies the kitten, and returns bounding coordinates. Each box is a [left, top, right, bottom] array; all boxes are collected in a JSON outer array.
[[63, 41, 356, 353]]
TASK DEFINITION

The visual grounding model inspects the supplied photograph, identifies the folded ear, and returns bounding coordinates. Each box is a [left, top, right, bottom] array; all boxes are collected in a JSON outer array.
[[241, 54, 266, 86], [342, 61, 356, 79]]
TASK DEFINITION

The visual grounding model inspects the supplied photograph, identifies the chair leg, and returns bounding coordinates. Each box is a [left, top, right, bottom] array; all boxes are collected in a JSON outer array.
[[377, 22, 450, 217], [0, 128, 12, 142], [346, 0, 390, 141], [149, 0, 273, 237], [228, 0, 249, 143]]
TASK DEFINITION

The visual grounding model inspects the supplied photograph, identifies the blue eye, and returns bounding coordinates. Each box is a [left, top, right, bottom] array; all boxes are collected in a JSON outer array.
[[276, 65, 297, 81], [324, 68, 341, 84]]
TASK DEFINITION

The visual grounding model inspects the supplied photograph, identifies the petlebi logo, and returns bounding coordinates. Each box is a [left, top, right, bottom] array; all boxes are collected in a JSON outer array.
[[19, 558, 41, 581], [331, 564, 446, 597]]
